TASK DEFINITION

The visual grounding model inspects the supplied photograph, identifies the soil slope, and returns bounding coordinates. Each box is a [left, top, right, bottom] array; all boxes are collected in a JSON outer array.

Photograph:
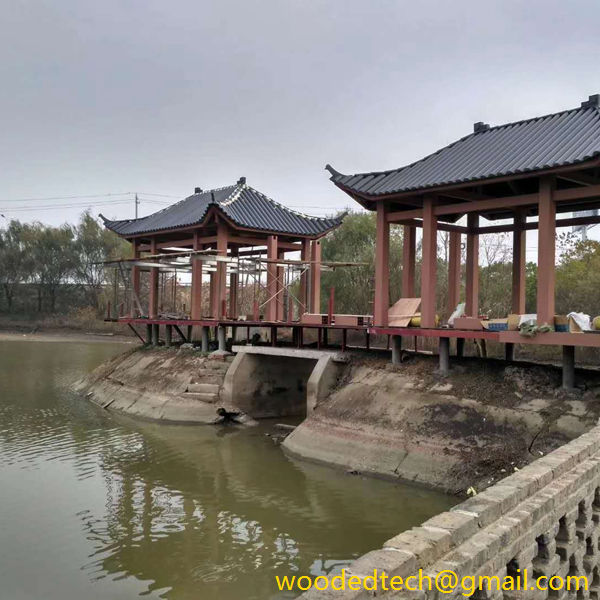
[[283, 354, 600, 494]]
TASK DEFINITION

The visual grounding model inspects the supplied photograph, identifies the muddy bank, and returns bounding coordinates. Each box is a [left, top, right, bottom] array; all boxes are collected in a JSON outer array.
[[283, 354, 600, 494], [75, 346, 235, 424]]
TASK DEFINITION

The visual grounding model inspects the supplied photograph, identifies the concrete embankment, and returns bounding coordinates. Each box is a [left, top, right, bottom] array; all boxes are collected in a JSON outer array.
[[75, 346, 233, 423], [283, 354, 600, 494]]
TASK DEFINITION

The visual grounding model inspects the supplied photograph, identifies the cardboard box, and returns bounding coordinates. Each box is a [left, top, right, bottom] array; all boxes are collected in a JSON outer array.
[[334, 314, 371, 327], [301, 313, 328, 325], [453, 317, 484, 330]]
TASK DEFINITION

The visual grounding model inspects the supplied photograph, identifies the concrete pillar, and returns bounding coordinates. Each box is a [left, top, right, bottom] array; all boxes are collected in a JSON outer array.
[[420, 196, 437, 328], [537, 177, 556, 326], [439, 337, 450, 376], [505, 342, 515, 362], [465, 214, 479, 317], [217, 326, 227, 352], [456, 337, 464, 358], [201, 326, 209, 352], [512, 209, 526, 314], [146, 323, 152, 345], [562, 345, 575, 390], [374, 204, 389, 326], [187, 325, 193, 343], [271, 326, 277, 347], [447, 231, 461, 315], [402, 225, 416, 298], [152, 323, 160, 346], [391, 335, 402, 364], [165, 325, 172, 347]]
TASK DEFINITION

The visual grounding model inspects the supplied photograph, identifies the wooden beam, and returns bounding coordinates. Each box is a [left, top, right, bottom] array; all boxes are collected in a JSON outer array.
[[465, 214, 479, 317], [478, 213, 600, 235], [420, 197, 437, 328], [512, 209, 526, 314], [402, 225, 416, 298], [395, 218, 468, 233], [374, 204, 390, 326], [537, 177, 556, 326]]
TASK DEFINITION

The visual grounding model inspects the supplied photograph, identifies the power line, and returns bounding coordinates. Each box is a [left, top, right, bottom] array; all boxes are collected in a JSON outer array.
[[0, 192, 134, 203]]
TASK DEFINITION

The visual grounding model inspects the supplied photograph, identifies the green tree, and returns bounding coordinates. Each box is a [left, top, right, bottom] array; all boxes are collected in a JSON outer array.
[[73, 211, 128, 310], [0, 220, 31, 311]]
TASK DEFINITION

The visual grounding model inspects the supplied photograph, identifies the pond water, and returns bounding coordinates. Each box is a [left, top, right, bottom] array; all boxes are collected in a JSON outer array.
[[0, 339, 454, 600]]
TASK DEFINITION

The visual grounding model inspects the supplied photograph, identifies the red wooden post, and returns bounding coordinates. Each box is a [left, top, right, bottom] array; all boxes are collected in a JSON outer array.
[[266, 235, 278, 321], [190, 231, 203, 320], [229, 246, 238, 320], [310, 240, 322, 313], [215, 222, 228, 319], [447, 231, 461, 315], [402, 225, 416, 298], [208, 273, 216, 318], [420, 196, 438, 328], [537, 177, 556, 326], [276, 249, 285, 321], [149, 238, 159, 319], [374, 203, 390, 326], [131, 239, 141, 317], [328, 287, 335, 325], [512, 209, 527, 314], [465, 214, 479, 317], [299, 239, 310, 314]]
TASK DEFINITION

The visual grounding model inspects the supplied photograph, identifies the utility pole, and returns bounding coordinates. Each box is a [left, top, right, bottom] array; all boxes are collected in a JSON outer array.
[[135, 193, 139, 219]]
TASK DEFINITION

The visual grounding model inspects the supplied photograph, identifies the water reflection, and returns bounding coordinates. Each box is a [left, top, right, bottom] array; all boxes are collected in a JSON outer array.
[[0, 341, 454, 600]]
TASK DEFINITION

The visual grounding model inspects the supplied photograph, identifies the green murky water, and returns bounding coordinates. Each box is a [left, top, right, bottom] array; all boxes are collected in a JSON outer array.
[[0, 339, 454, 600]]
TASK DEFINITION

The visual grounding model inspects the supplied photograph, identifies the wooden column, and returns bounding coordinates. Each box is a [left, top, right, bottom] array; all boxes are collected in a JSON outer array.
[[131, 239, 141, 316], [465, 214, 479, 318], [190, 231, 203, 320], [266, 235, 278, 321], [447, 231, 461, 315], [512, 209, 527, 314], [209, 273, 216, 319], [215, 222, 228, 319], [402, 225, 416, 298], [420, 196, 437, 328], [299, 239, 310, 314], [309, 240, 322, 314], [276, 248, 285, 321], [149, 238, 159, 319], [374, 203, 390, 326], [229, 247, 238, 320], [537, 177, 556, 326]]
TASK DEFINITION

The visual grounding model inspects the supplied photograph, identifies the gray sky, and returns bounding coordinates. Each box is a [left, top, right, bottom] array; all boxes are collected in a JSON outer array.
[[1, 0, 599, 229]]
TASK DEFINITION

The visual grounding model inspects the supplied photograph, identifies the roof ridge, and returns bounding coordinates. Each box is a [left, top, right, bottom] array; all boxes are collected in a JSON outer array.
[[329, 104, 600, 183], [245, 185, 339, 221], [219, 184, 245, 206]]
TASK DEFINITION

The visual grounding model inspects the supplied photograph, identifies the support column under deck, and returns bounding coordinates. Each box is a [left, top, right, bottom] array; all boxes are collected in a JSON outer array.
[[562, 345, 575, 390], [201, 326, 209, 353], [391, 335, 402, 365], [439, 337, 450, 376], [217, 326, 227, 352]]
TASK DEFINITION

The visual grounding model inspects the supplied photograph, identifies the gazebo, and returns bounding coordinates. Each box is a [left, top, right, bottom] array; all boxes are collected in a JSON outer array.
[[102, 177, 344, 347], [327, 94, 600, 385]]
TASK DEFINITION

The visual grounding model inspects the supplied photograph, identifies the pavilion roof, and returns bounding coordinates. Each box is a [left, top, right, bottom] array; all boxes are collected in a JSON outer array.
[[101, 181, 344, 238], [327, 95, 600, 198]]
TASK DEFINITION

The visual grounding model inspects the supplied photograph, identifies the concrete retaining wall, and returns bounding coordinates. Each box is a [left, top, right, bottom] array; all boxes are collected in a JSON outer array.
[[222, 347, 345, 419], [301, 424, 600, 599]]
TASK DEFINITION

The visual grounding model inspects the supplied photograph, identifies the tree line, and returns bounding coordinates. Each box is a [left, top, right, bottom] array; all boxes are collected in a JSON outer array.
[[0, 212, 127, 314]]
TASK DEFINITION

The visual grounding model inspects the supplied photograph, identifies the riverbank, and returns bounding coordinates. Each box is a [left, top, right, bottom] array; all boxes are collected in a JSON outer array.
[[283, 353, 600, 495], [77, 346, 600, 494], [0, 330, 134, 344], [75, 346, 235, 423]]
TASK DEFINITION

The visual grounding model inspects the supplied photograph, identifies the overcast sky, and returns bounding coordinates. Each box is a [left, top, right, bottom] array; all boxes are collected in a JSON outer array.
[[1, 0, 599, 235]]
